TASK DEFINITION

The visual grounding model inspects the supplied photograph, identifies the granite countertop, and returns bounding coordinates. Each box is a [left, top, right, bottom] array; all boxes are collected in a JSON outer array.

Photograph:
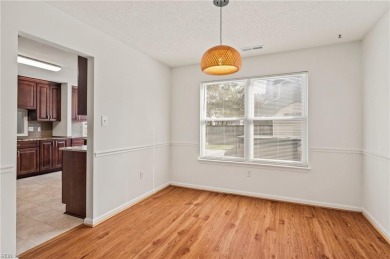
[[17, 137, 69, 141], [17, 137, 87, 142], [59, 145, 87, 152]]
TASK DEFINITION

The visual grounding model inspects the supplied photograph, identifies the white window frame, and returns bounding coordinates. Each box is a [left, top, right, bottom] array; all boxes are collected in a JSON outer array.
[[199, 72, 309, 168]]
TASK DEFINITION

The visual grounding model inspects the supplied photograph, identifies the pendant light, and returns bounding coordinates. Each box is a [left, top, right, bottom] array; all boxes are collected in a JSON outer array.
[[201, 0, 242, 75]]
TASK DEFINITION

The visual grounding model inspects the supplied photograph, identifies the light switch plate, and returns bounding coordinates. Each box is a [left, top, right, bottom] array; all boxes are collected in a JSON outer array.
[[28, 127, 34, 132], [101, 115, 108, 127]]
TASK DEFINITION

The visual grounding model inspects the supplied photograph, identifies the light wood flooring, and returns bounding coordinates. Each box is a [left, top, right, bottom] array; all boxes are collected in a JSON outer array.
[[21, 186, 390, 258]]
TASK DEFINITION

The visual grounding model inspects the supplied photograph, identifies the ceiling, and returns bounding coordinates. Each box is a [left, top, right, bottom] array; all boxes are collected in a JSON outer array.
[[47, 1, 390, 67]]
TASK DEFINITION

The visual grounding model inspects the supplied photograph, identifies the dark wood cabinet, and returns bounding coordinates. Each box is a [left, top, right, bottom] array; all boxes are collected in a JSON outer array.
[[33, 83, 61, 122], [17, 141, 39, 177], [71, 138, 85, 146], [40, 139, 69, 171], [72, 86, 87, 121], [71, 56, 88, 121], [19, 76, 61, 122], [36, 83, 51, 121], [50, 84, 61, 121], [18, 80, 36, 110], [78, 56, 88, 116], [53, 139, 68, 169], [62, 150, 86, 218], [72, 86, 78, 120], [17, 138, 70, 178], [40, 140, 54, 171]]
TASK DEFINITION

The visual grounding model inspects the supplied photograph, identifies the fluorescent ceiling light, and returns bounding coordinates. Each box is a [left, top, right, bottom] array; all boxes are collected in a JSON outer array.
[[17, 55, 62, 72]]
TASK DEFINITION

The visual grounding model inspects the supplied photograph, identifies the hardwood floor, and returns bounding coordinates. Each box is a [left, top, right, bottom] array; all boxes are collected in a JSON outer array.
[[21, 186, 390, 258]]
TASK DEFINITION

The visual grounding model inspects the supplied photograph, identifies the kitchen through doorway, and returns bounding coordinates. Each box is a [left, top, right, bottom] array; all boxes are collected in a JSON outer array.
[[16, 34, 93, 256]]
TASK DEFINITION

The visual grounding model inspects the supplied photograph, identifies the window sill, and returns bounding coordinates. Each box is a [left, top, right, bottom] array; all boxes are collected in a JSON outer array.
[[197, 157, 311, 172]]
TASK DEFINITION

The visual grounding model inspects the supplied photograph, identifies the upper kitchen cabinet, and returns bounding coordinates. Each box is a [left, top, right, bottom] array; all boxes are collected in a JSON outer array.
[[18, 78, 36, 109], [17, 76, 61, 122], [72, 86, 87, 121], [36, 83, 50, 121], [77, 56, 87, 116], [72, 56, 88, 121], [72, 86, 78, 120], [49, 83, 61, 121], [24, 77, 61, 122]]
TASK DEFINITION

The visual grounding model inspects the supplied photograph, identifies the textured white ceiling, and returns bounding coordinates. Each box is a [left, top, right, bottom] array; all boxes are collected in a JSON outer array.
[[47, 1, 389, 67]]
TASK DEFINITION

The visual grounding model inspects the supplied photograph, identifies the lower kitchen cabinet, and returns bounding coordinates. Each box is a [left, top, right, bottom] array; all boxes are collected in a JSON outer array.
[[17, 138, 70, 178], [17, 144, 39, 177], [71, 138, 86, 146], [40, 140, 54, 171], [53, 139, 68, 169], [40, 139, 70, 172]]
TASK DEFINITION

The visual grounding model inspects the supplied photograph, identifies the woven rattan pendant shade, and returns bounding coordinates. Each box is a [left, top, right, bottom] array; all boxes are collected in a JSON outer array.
[[201, 0, 242, 75], [201, 45, 242, 75]]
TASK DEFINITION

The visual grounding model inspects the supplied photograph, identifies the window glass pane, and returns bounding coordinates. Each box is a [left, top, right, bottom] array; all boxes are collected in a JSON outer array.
[[205, 120, 244, 158], [253, 74, 303, 118], [253, 120, 302, 162], [205, 81, 245, 118]]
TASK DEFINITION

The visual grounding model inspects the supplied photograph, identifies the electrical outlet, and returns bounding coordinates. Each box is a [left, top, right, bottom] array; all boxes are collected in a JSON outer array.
[[140, 171, 144, 179], [247, 170, 251, 177], [37, 126, 41, 132], [28, 127, 34, 132]]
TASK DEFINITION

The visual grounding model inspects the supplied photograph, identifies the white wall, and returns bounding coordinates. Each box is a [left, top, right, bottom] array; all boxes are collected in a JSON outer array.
[[18, 36, 78, 86], [1, 1, 171, 255], [362, 10, 390, 240], [171, 42, 363, 210]]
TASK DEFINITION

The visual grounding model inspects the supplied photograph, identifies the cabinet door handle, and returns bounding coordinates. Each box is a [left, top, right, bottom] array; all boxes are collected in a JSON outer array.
[[17, 151, 20, 157]]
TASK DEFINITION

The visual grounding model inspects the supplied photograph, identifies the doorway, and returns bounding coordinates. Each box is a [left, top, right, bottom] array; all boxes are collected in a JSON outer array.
[[15, 35, 94, 256]]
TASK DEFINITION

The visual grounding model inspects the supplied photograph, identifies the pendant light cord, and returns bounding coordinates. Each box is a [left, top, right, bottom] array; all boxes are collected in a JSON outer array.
[[220, 5, 222, 45]]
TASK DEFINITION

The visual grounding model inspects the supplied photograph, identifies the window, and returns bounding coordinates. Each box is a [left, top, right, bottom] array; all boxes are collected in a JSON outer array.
[[200, 72, 308, 167], [17, 109, 28, 137]]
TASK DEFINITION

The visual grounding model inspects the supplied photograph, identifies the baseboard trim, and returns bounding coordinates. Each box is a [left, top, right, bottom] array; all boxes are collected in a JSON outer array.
[[362, 210, 390, 244], [84, 182, 170, 227], [170, 181, 362, 212]]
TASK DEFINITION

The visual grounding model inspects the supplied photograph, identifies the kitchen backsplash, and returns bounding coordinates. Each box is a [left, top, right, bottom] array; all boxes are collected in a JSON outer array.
[[72, 121, 87, 137], [27, 121, 53, 138], [19, 121, 87, 138]]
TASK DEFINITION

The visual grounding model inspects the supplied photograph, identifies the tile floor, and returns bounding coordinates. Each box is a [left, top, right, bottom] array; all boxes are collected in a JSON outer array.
[[17, 172, 83, 255]]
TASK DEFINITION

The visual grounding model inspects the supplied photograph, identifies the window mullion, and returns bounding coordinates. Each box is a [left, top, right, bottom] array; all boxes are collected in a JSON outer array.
[[200, 84, 206, 158], [244, 79, 253, 162]]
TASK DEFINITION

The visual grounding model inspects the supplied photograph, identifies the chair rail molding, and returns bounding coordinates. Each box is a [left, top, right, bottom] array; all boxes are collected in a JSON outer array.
[[0, 165, 14, 175], [363, 150, 390, 161], [94, 142, 170, 158]]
